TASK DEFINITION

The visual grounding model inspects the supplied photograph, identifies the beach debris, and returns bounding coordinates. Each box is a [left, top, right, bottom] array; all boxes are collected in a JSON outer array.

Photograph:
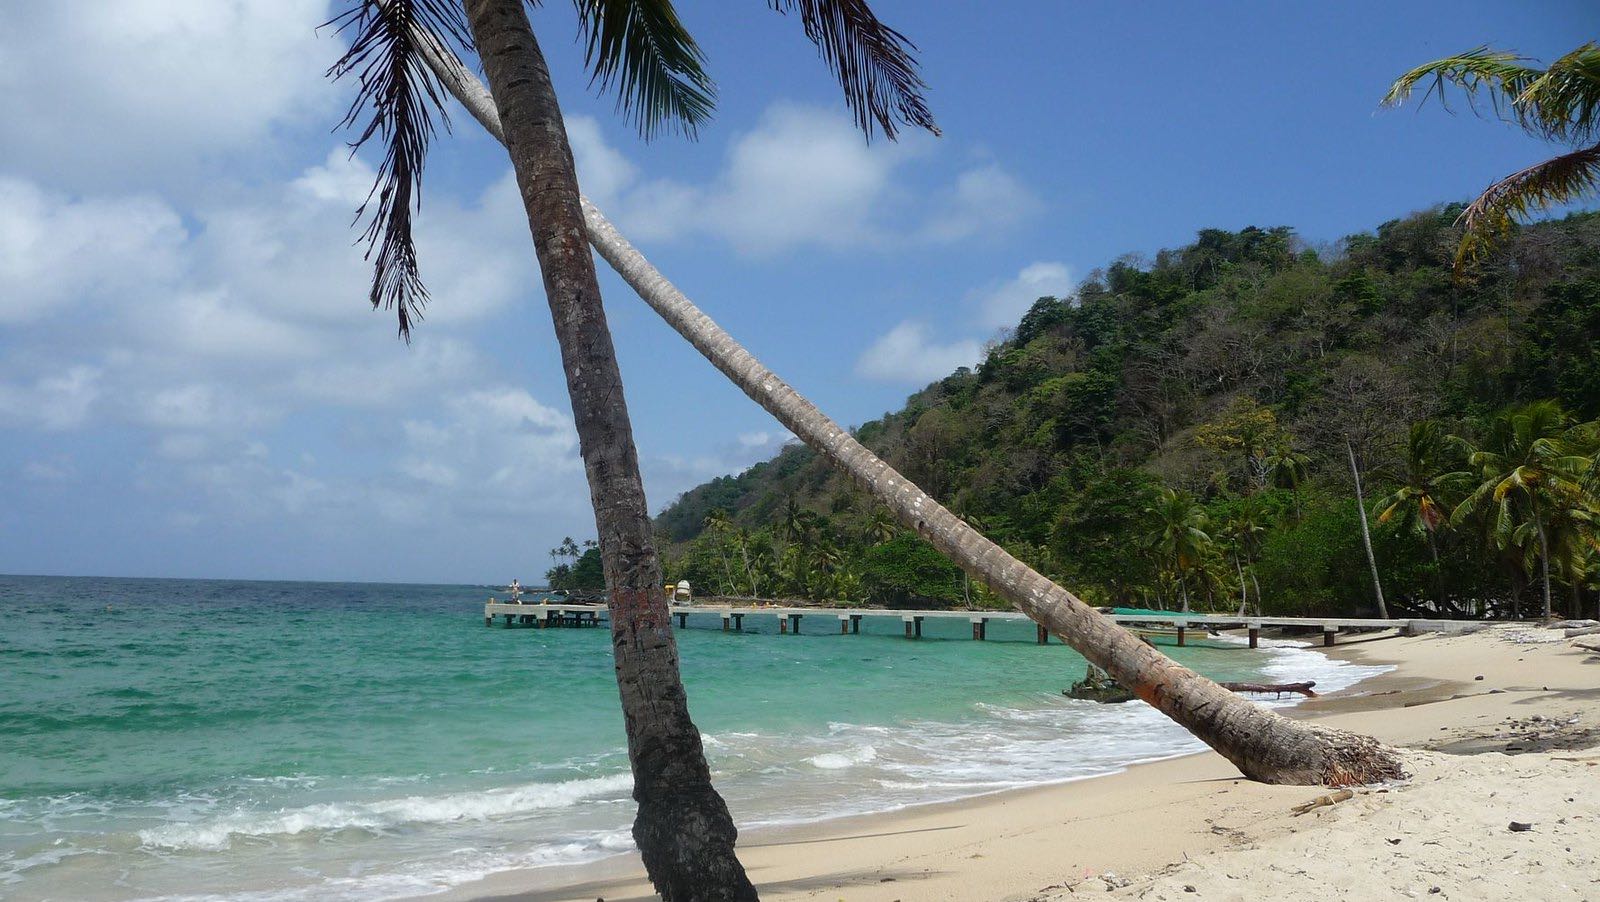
[[1508, 821, 1535, 832], [1065, 665, 1318, 703], [1291, 788, 1354, 816]]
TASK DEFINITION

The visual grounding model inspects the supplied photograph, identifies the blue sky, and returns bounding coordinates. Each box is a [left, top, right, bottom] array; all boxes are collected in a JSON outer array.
[[1, 1, 1592, 583]]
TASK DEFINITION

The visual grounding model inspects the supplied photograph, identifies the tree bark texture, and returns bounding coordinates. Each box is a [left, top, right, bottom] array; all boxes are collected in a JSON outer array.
[[459, 3, 755, 899], [421, 32, 1404, 789]]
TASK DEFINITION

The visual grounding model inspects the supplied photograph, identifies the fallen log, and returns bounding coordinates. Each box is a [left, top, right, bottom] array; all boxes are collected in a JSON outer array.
[[1291, 788, 1354, 816], [1067, 664, 1318, 703], [1219, 680, 1318, 698]]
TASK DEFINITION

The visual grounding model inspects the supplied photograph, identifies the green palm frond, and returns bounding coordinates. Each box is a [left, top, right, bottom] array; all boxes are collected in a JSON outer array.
[[769, 0, 939, 140], [1382, 45, 1543, 123], [1385, 43, 1600, 273], [326, 0, 471, 341], [572, 0, 716, 139], [1456, 141, 1600, 268]]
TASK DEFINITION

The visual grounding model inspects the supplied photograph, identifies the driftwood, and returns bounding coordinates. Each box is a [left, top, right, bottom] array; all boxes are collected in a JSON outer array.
[[1066, 665, 1317, 703], [1218, 680, 1318, 698], [1291, 788, 1354, 816]]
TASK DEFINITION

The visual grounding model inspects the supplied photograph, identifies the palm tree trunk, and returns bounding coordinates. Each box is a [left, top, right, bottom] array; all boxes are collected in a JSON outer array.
[[1235, 551, 1248, 617], [1346, 439, 1389, 618], [420, 40, 1403, 788], [458, 4, 754, 898], [1536, 521, 1554, 621]]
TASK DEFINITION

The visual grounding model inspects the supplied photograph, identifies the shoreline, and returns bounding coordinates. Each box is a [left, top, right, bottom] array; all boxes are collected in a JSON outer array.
[[430, 629, 1468, 902]]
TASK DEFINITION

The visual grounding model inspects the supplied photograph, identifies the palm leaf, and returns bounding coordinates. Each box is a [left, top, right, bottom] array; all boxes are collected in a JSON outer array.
[[326, 0, 471, 340], [1515, 43, 1600, 144], [1382, 45, 1543, 124], [769, 0, 938, 140], [1456, 141, 1600, 267], [572, 0, 716, 139]]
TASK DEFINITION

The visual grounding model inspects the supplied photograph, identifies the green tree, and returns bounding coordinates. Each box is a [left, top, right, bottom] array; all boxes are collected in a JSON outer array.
[[1452, 401, 1595, 619], [1385, 43, 1600, 269], [1373, 421, 1471, 607], [1146, 488, 1213, 612]]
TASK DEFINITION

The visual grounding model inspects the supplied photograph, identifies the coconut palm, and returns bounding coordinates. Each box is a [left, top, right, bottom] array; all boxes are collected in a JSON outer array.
[[413, 14, 1405, 788], [1374, 421, 1471, 608], [1147, 489, 1212, 613], [1264, 440, 1311, 520], [1452, 401, 1594, 620], [1218, 497, 1269, 616], [330, 0, 937, 896], [703, 509, 737, 595], [861, 508, 898, 546], [1384, 43, 1600, 269]]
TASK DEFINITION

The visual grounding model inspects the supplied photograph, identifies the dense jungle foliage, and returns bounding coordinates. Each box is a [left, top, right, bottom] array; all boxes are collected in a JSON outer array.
[[644, 205, 1600, 619]]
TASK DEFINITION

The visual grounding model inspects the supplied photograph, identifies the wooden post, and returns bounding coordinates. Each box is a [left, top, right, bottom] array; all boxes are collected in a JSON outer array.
[[722, 614, 731, 632], [839, 615, 849, 634], [903, 617, 914, 638], [485, 614, 493, 627], [790, 613, 802, 635], [1248, 627, 1260, 649], [779, 614, 788, 634], [971, 617, 987, 640], [914, 616, 924, 639], [676, 612, 687, 629], [1176, 626, 1187, 647], [850, 614, 862, 634], [504, 614, 514, 628], [1036, 623, 1049, 644], [1323, 627, 1337, 647], [732, 612, 744, 632]]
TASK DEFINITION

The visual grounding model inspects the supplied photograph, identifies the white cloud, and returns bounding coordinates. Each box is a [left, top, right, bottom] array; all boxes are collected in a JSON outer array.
[[573, 105, 1035, 255], [855, 321, 982, 384], [0, 0, 339, 190], [972, 261, 1075, 330], [0, 366, 102, 431], [0, 178, 187, 324]]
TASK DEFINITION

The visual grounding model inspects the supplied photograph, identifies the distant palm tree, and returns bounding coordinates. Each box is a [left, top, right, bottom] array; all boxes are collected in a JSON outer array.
[[1384, 43, 1600, 269], [1452, 401, 1593, 620], [1219, 497, 1269, 616], [1264, 440, 1311, 519], [1374, 421, 1471, 607], [862, 508, 898, 546], [330, 0, 936, 895], [1147, 489, 1212, 613], [414, 4, 1407, 789]]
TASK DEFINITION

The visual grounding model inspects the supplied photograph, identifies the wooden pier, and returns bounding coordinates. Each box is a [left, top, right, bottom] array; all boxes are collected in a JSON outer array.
[[484, 602, 1413, 647]]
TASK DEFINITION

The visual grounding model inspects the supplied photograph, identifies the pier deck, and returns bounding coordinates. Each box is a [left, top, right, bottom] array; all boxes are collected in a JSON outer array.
[[484, 602, 1414, 647]]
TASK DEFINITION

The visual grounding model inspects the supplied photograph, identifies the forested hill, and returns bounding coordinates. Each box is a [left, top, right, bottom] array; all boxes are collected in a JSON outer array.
[[655, 206, 1600, 618]]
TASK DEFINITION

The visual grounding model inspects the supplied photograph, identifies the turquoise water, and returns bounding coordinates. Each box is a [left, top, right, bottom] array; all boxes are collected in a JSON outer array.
[[0, 576, 1387, 901]]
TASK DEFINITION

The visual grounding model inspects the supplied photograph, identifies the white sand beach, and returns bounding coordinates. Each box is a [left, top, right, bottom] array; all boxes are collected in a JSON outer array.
[[443, 625, 1600, 902]]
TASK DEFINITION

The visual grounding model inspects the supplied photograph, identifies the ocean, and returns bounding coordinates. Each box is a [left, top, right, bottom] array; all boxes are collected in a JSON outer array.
[[0, 575, 1388, 901]]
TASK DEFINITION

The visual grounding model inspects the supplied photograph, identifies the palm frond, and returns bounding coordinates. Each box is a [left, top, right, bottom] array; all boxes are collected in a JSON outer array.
[[1516, 43, 1600, 144], [769, 0, 938, 140], [572, 0, 716, 140], [326, 0, 471, 340], [1456, 141, 1600, 267], [1382, 45, 1543, 123]]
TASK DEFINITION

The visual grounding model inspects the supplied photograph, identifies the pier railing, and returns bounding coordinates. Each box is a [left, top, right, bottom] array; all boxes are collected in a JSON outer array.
[[483, 601, 1426, 647]]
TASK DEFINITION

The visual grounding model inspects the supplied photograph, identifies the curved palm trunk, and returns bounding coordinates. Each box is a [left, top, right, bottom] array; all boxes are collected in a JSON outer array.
[[421, 40, 1403, 787], [458, 4, 754, 899], [1535, 521, 1554, 621], [1346, 440, 1389, 619]]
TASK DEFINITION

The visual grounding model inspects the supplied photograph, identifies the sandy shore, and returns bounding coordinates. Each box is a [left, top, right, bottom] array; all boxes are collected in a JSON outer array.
[[443, 625, 1599, 902]]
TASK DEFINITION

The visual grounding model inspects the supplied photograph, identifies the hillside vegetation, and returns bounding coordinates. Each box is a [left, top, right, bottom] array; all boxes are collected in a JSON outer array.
[[653, 206, 1600, 618]]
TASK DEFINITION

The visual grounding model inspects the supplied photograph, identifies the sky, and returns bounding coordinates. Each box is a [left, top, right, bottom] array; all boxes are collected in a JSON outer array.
[[1, 1, 1594, 583]]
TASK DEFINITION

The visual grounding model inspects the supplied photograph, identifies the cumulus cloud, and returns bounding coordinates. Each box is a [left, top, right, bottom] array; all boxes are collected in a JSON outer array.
[[855, 321, 982, 384], [973, 261, 1075, 329], [0, 0, 339, 190], [572, 105, 1035, 255]]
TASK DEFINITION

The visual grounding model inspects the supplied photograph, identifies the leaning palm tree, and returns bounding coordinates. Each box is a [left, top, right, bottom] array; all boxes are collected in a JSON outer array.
[[1384, 43, 1600, 270], [410, 11, 1406, 788], [1452, 401, 1593, 620], [329, 0, 935, 897]]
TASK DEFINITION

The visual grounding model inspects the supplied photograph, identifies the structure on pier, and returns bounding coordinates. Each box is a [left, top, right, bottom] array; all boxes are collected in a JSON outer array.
[[483, 601, 1423, 647]]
